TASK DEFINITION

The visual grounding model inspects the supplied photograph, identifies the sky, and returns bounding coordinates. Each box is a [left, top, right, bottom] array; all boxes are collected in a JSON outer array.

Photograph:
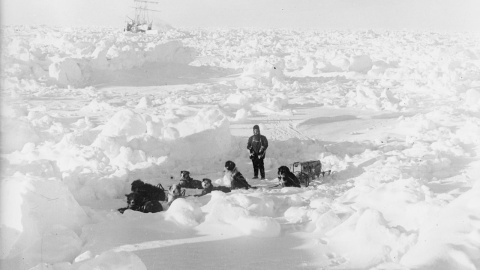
[[1, 0, 480, 32]]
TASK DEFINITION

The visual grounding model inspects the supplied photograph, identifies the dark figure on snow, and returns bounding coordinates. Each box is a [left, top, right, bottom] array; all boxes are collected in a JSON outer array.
[[225, 160, 252, 190], [277, 166, 301, 188], [195, 178, 231, 197], [247, 125, 268, 179], [118, 179, 166, 214], [178, 171, 203, 189], [118, 192, 163, 213], [130, 179, 166, 202]]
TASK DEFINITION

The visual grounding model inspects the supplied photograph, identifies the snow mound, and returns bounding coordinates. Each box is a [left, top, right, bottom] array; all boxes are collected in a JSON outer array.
[[26, 225, 82, 265], [165, 198, 203, 227], [237, 216, 281, 237], [349, 55, 373, 73], [3, 28, 196, 87], [173, 107, 228, 138], [100, 109, 147, 138], [49, 58, 83, 86], [1, 174, 88, 264], [1, 118, 41, 153], [224, 92, 251, 108], [284, 206, 310, 223], [72, 250, 147, 270], [80, 99, 114, 112], [400, 184, 480, 270], [330, 56, 350, 71], [203, 192, 280, 237], [344, 178, 436, 231], [464, 88, 480, 111], [236, 57, 285, 88], [326, 209, 413, 269]]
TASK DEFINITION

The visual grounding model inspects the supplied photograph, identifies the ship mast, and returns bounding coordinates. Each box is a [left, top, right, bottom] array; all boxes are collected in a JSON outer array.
[[126, 0, 160, 32], [134, 0, 159, 25]]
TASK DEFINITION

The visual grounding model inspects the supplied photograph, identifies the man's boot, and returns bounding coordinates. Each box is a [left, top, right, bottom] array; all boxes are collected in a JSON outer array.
[[253, 166, 259, 179], [260, 167, 265, 180]]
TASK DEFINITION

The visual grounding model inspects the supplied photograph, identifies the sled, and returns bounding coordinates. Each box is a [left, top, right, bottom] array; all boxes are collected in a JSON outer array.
[[291, 160, 331, 187]]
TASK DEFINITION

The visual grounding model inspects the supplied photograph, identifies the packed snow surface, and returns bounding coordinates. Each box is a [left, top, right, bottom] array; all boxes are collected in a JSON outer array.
[[1, 26, 480, 269]]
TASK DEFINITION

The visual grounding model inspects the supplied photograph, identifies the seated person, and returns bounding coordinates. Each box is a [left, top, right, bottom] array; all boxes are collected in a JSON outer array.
[[195, 178, 231, 197], [178, 171, 203, 189], [277, 166, 301, 187]]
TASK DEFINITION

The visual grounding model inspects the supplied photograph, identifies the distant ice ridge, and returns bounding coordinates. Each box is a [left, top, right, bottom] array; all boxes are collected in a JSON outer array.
[[2, 26, 196, 87]]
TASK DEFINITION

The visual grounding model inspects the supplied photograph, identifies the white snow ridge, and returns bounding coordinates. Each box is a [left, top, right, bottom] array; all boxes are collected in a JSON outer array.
[[1, 25, 480, 270]]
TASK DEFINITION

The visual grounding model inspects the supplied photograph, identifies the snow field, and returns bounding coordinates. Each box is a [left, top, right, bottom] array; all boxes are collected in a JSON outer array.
[[2, 26, 196, 87], [1, 26, 480, 269]]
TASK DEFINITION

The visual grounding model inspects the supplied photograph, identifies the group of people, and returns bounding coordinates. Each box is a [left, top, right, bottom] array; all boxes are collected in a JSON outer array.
[[118, 124, 302, 214]]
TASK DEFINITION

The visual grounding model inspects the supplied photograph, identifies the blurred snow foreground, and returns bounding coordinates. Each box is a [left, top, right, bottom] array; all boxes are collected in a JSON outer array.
[[1, 25, 480, 270]]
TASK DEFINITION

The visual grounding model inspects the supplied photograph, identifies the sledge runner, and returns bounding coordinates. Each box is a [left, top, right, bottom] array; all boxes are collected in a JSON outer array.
[[224, 160, 252, 190], [247, 125, 268, 180]]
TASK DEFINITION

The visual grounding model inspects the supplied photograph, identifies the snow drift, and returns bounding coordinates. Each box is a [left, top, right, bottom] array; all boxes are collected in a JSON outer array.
[[1, 26, 480, 270]]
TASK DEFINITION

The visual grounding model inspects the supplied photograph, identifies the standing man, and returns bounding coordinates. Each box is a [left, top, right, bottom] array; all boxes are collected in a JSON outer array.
[[247, 125, 269, 179]]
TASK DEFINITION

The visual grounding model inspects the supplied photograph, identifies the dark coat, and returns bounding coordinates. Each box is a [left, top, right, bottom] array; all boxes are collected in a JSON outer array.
[[247, 134, 268, 159]]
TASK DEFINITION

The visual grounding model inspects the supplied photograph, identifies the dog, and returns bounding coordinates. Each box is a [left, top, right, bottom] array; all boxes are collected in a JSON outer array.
[[178, 171, 203, 189], [118, 179, 166, 214], [118, 191, 163, 213], [195, 178, 231, 197], [167, 184, 185, 205], [130, 179, 166, 202], [141, 200, 163, 213], [200, 179, 214, 194], [277, 166, 301, 187]]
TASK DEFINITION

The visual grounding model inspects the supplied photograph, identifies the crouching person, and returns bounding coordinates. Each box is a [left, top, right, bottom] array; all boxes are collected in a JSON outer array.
[[178, 170, 203, 189], [277, 166, 301, 188], [224, 160, 252, 190], [195, 178, 231, 197]]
